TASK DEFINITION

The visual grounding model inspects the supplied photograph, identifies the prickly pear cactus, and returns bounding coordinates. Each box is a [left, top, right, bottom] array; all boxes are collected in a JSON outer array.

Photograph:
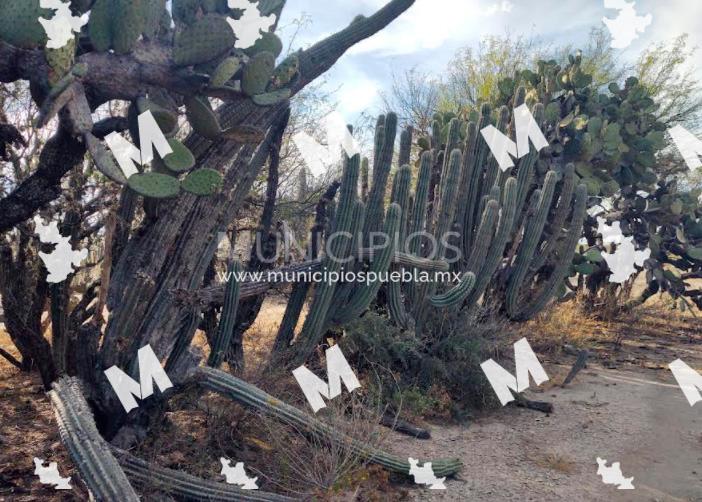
[[181, 168, 223, 196], [245, 32, 283, 58], [128, 172, 182, 199], [45, 40, 76, 86], [269, 54, 299, 90], [242, 51, 275, 96], [89, 0, 147, 55], [173, 14, 236, 66], [162, 139, 196, 173], [252, 89, 291, 106], [0, 0, 49, 49], [184, 95, 223, 140], [210, 56, 242, 87]]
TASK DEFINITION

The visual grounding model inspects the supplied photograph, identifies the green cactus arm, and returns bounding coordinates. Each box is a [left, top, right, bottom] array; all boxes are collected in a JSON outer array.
[[165, 309, 202, 372], [347, 200, 367, 262], [462, 104, 493, 252], [510, 104, 545, 234], [465, 200, 500, 272], [208, 260, 242, 368], [387, 273, 413, 329], [479, 106, 510, 200], [272, 280, 310, 353], [355, 250, 449, 271], [433, 149, 463, 251], [413, 149, 463, 330], [509, 183, 588, 321], [327, 201, 366, 319], [407, 151, 432, 257], [528, 164, 576, 273], [505, 170, 558, 317], [292, 154, 360, 364], [381, 171, 409, 330], [360, 157, 370, 202], [333, 203, 401, 325], [435, 118, 462, 207], [48, 377, 140, 501], [431, 118, 442, 150], [398, 127, 413, 166], [390, 165, 412, 244], [363, 113, 397, 239], [454, 121, 477, 237], [465, 177, 518, 309], [111, 447, 294, 501], [198, 367, 462, 478], [429, 272, 476, 307]]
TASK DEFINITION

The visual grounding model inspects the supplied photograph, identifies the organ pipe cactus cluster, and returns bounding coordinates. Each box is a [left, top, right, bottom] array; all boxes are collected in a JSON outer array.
[[280, 115, 410, 364], [278, 104, 587, 362], [391, 99, 587, 328]]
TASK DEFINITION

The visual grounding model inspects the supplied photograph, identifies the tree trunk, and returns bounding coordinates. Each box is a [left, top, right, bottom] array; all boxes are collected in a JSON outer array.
[[226, 108, 289, 372]]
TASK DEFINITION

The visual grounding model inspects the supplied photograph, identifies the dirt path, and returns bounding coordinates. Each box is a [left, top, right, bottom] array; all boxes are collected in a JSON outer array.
[[390, 342, 702, 501]]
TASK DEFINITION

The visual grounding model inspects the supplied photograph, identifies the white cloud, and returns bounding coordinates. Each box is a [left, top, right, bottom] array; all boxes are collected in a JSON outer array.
[[335, 77, 381, 116], [484, 0, 514, 16], [349, 0, 513, 56]]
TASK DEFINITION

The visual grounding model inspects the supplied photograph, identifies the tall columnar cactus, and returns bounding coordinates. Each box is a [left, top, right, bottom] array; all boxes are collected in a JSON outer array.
[[289, 153, 361, 363], [208, 260, 242, 367], [383, 100, 587, 331], [284, 112, 461, 363], [281, 104, 587, 361]]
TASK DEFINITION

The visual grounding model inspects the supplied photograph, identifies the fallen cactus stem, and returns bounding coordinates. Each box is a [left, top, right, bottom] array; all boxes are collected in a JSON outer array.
[[111, 447, 295, 501], [48, 376, 140, 501], [197, 366, 463, 478]]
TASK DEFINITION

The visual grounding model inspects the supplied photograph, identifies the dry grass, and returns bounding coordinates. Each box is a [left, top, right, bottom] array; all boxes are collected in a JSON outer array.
[[522, 295, 702, 372], [534, 452, 576, 474], [520, 301, 608, 355], [0, 329, 87, 501]]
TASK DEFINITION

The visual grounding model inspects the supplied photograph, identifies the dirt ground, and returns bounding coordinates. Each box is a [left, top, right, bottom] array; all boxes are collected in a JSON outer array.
[[393, 308, 702, 501], [0, 301, 701, 501]]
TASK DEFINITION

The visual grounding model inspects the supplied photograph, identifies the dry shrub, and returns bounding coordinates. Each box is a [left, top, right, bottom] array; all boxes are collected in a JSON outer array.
[[242, 362, 397, 499], [534, 452, 576, 474], [522, 298, 614, 354]]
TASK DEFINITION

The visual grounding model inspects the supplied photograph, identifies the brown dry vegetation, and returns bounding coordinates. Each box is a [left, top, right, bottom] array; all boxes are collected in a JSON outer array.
[[1, 294, 700, 500]]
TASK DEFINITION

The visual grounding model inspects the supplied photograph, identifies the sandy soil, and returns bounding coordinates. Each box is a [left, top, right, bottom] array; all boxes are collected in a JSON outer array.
[[391, 322, 702, 501]]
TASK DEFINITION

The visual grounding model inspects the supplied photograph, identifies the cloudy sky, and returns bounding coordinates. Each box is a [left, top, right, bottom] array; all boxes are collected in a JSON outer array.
[[276, 0, 702, 119]]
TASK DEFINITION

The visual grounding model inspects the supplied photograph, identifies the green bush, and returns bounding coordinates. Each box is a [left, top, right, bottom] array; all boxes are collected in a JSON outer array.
[[341, 310, 505, 420]]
